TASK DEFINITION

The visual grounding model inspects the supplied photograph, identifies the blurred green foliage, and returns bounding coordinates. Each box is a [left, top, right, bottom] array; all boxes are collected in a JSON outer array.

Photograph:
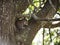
[[23, 0, 40, 14], [32, 28, 60, 45]]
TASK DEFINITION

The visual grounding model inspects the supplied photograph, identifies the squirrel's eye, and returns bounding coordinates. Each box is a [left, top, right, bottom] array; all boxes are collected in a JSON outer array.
[[23, 21, 28, 26]]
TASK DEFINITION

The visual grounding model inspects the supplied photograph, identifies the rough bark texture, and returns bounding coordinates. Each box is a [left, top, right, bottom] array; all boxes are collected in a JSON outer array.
[[0, 0, 16, 45], [0, 0, 32, 45], [0, 0, 59, 45]]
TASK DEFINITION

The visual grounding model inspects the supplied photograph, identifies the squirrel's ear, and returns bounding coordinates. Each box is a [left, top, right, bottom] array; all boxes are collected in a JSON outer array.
[[19, 17, 24, 20]]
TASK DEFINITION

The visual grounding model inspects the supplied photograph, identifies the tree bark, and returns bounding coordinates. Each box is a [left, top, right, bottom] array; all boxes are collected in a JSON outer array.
[[0, 0, 16, 45]]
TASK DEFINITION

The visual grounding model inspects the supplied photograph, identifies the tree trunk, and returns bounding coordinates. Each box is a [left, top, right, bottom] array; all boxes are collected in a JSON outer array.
[[0, 0, 16, 45]]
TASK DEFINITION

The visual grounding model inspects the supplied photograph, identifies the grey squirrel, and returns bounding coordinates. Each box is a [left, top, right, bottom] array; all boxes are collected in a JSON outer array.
[[15, 17, 28, 31]]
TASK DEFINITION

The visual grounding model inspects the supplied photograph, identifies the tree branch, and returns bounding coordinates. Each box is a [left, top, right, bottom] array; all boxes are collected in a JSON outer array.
[[37, 18, 60, 21], [44, 22, 60, 28]]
